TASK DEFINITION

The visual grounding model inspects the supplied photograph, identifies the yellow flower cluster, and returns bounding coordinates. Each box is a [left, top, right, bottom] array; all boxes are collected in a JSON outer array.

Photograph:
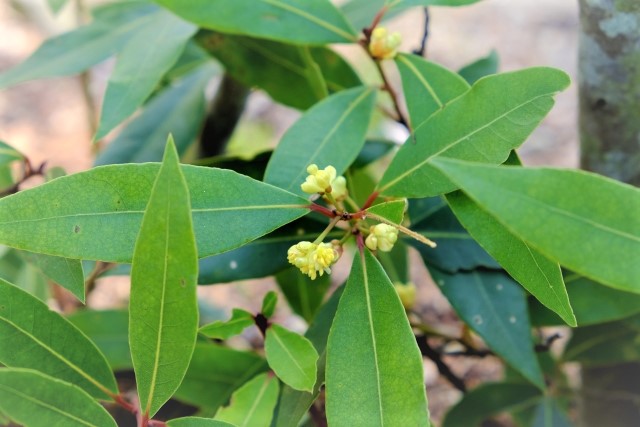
[[300, 164, 347, 201], [365, 223, 398, 252], [287, 241, 339, 280], [369, 27, 402, 60]]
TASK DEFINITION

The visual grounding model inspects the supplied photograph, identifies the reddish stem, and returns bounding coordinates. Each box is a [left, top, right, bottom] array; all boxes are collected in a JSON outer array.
[[364, 6, 388, 39], [112, 393, 137, 413], [356, 231, 365, 251], [361, 192, 379, 210], [308, 203, 337, 218]]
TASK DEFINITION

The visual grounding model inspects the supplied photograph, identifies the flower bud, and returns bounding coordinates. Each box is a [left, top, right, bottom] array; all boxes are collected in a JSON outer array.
[[301, 164, 337, 194], [365, 223, 399, 252], [369, 27, 402, 60], [394, 282, 417, 310]]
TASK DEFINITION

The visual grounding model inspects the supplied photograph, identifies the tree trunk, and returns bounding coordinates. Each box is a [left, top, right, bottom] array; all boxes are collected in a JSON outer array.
[[578, 1, 640, 426]]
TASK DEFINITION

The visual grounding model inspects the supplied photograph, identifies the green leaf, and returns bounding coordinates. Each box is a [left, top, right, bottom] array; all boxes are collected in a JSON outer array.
[[264, 86, 376, 195], [0, 369, 117, 427], [563, 315, 640, 366], [168, 418, 235, 427], [199, 309, 255, 340], [0, 163, 308, 262], [326, 250, 429, 425], [531, 397, 573, 427], [408, 196, 499, 272], [352, 139, 395, 169], [387, 0, 483, 10], [377, 67, 570, 197], [442, 382, 541, 427], [95, 9, 197, 139], [95, 63, 217, 165], [175, 343, 268, 415], [262, 291, 278, 318], [428, 268, 545, 388], [431, 159, 640, 293], [20, 251, 85, 303], [0, 2, 158, 88], [366, 200, 406, 225], [272, 285, 344, 427], [265, 324, 319, 392], [0, 141, 23, 166], [156, 0, 358, 45], [129, 138, 199, 417], [66, 309, 132, 371], [530, 275, 640, 327], [276, 266, 331, 322], [446, 191, 576, 326], [458, 49, 499, 84], [0, 278, 117, 399], [214, 373, 279, 426], [199, 33, 361, 110], [395, 53, 469, 127]]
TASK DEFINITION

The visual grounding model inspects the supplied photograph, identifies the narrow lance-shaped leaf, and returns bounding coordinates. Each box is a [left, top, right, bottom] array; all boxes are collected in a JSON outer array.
[[156, 0, 358, 45], [0, 163, 309, 262], [377, 67, 570, 197], [264, 86, 376, 195], [198, 32, 361, 110], [168, 418, 234, 427], [0, 140, 23, 165], [432, 159, 640, 293], [20, 251, 85, 303], [0, 369, 117, 427], [265, 324, 319, 392], [262, 291, 278, 318], [365, 200, 406, 225], [428, 267, 545, 388], [214, 373, 280, 427], [458, 49, 500, 84], [394, 53, 469, 127], [95, 9, 197, 139], [129, 138, 199, 417], [326, 250, 429, 425], [446, 191, 576, 326], [199, 309, 255, 340], [0, 278, 118, 399]]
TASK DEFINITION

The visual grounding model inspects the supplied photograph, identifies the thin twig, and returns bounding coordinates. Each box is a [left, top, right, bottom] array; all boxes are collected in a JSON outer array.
[[416, 334, 467, 392], [374, 60, 410, 129], [0, 158, 46, 197], [412, 8, 430, 57]]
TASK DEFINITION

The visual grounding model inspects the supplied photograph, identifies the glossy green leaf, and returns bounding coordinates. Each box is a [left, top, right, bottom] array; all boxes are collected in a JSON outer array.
[[199, 33, 361, 110], [366, 200, 406, 225], [168, 418, 234, 427], [0, 369, 117, 427], [276, 266, 331, 322], [0, 141, 23, 166], [531, 397, 573, 427], [446, 191, 576, 326], [326, 250, 429, 425], [156, 0, 358, 45], [458, 49, 499, 84], [9, 259, 50, 302], [428, 268, 545, 388], [129, 139, 199, 417], [262, 291, 278, 318], [20, 251, 85, 302], [0, 164, 308, 262], [264, 86, 376, 195], [67, 309, 132, 371], [199, 309, 255, 340], [0, 2, 158, 88], [530, 275, 640, 327], [95, 10, 197, 139], [265, 324, 319, 392], [175, 343, 268, 415], [0, 278, 117, 398], [352, 139, 395, 169], [214, 373, 279, 426], [272, 285, 344, 427], [431, 159, 640, 293], [395, 53, 469, 127], [378, 67, 570, 197], [563, 315, 640, 366], [95, 63, 216, 165], [409, 196, 499, 272], [442, 382, 541, 427]]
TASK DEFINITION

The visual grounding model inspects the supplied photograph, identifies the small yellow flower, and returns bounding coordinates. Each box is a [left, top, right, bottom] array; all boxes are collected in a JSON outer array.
[[287, 241, 339, 280], [301, 164, 336, 194], [394, 282, 417, 310], [369, 27, 402, 60], [331, 175, 348, 201], [365, 223, 399, 252]]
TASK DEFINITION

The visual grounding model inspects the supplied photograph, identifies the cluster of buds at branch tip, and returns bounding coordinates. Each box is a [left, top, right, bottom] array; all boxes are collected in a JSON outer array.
[[287, 241, 340, 280], [301, 164, 348, 202], [369, 27, 402, 60], [365, 223, 398, 252]]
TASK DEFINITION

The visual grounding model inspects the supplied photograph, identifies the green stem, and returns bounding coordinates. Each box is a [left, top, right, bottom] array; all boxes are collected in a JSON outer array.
[[366, 212, 436, 248], [314, 216, 341, 244]]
